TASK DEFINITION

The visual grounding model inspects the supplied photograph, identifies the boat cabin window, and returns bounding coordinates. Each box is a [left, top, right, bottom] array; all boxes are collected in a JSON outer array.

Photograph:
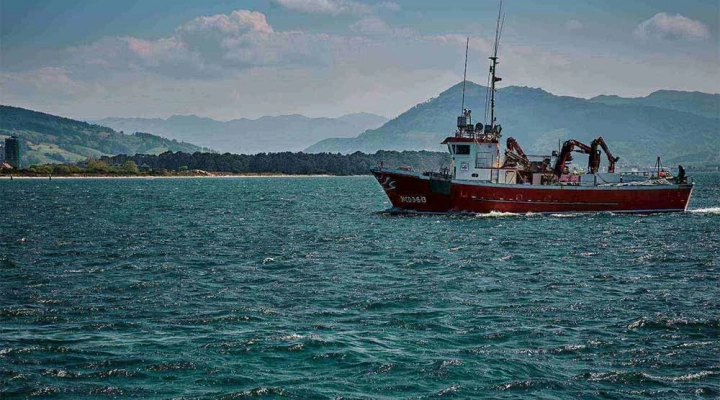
[[476, 148, 492, 168], [453, 145, 470, 155]]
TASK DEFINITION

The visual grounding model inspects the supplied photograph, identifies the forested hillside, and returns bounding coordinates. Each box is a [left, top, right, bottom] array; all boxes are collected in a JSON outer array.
[[0, 105, 202, 165], [590, 90, 719, 120]]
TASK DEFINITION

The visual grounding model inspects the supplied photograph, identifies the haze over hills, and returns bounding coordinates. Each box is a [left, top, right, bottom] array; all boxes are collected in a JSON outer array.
[[0, 105, 202, 165], [306, 83, 720, 166], [94, 113, 389, 155]]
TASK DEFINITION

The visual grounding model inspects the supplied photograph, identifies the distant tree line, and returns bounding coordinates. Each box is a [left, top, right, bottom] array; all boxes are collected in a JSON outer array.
[[4, 150, 449, 176], [101, 150, 448, 175]]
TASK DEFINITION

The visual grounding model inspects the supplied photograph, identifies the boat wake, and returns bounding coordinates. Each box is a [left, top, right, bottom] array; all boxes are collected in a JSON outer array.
[[475, 211, 525, 218], [688, 207, 720, 214], [548, 213, 586, 218], [380, 208, 707, 218]]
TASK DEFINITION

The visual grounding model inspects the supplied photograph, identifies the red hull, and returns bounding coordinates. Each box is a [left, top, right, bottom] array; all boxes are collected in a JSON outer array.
[[372, 168, 693, 214]]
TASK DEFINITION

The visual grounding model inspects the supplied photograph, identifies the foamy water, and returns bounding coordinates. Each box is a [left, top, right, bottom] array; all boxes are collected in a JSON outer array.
[[689, 207, 720, 214]]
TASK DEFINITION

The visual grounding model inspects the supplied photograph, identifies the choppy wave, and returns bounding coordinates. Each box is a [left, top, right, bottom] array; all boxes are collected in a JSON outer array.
[[2, 175, 719, 398]]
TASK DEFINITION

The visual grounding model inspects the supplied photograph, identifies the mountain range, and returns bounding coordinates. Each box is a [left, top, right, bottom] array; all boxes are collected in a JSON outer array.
[[3, 84, 718, 168], [306, 83, 719, 166], [94, 113, 388, 154], [589, 90, 719, 120], [0, 105, 202, 165]]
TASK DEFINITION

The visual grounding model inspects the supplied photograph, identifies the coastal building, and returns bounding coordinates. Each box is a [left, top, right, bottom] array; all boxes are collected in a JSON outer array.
[[5, 136, 21, 169], [0, 141, 5, 164]]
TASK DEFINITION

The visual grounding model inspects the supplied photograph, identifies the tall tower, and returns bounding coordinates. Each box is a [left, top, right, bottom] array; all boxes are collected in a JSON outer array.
[[5, 136, 21, 169]]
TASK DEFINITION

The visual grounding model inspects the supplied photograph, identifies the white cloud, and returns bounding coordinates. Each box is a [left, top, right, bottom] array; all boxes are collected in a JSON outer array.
[[271, 0, 373, 16], [564, 19, 583, 30], [633, 12, 709, 41], [124, 37, 186, 61], [271, 0, 399, 15], [46, 10, 479, 78], [3, 7, 717, 121], [379, 2, 401, 12], [57, 11, 329, 76], [62, 36, 205, 78], [219, 31, 340, 68], [178, 10, 273, 34]]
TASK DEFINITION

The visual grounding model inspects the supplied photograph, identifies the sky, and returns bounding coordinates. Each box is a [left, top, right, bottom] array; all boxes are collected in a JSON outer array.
[[1, 0, 718, 120]]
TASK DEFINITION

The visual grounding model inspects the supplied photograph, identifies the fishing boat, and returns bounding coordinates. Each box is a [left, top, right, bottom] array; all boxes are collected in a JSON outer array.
[[371, 7, 694, 214]]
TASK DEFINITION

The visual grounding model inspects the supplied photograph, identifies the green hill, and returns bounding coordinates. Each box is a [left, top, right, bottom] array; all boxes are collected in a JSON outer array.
[[590, 90, 719, 120], [0, 105, 203, 165], [306, 84, 720, 166]]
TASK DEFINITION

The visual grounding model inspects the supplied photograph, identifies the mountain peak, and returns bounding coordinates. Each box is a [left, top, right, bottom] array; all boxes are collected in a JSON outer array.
[[437, 82, 554, 99], [649, 89, 719, 97], [590, 94, 622, 101], [438, 81, 485, 96], [499, 86, 553, 97], [167, 114, 215, 122], [305, 82, 719, 165]]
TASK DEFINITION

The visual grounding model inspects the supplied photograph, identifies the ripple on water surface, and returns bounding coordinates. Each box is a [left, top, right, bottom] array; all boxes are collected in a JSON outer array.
[[1, 174, 719, 398]]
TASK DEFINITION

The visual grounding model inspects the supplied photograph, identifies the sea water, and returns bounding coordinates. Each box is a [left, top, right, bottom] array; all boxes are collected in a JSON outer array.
[[1, 174, 718, 398]]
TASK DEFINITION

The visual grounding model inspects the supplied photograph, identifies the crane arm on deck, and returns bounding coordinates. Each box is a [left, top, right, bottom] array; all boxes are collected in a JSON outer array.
[[503, 137, 531, 169], [590, 136, 620, 173], [553, 139, 592, 177]]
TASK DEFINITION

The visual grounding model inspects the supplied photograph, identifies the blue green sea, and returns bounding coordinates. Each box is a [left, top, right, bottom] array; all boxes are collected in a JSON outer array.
[[1, 173, 719, 398]]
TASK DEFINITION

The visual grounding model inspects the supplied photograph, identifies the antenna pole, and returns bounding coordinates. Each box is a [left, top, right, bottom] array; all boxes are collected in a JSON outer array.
[[489, 1, 504, 131], [489, 57, 497, 131], [461, 37, 469, 114]]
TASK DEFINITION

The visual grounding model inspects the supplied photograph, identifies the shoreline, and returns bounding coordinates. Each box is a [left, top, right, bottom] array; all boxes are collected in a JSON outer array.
[[0, 174, 368, 180]]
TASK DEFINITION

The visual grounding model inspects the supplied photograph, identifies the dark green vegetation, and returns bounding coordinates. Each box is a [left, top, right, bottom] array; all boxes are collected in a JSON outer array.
[[307, 83, 720, 167], [0, 105, 203, 166], [109, 150, 446, 175], [14, 159, 144, 177], [5, 150, 447, 176]]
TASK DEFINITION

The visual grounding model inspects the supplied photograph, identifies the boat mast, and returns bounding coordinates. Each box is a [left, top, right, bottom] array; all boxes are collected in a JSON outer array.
[[461, 37, 469, 115], [489, 1, 504, 132]]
